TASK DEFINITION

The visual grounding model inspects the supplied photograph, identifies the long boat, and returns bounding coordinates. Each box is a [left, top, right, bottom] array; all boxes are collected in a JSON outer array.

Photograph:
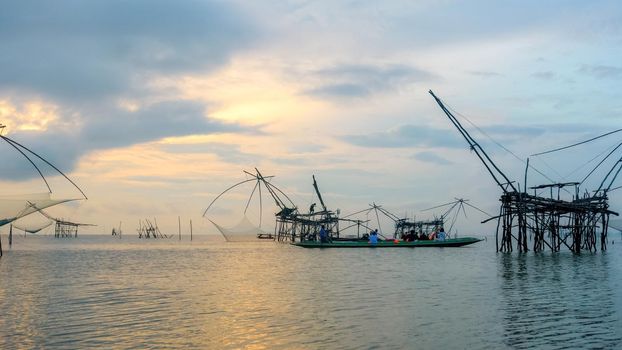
[[292, 237, 482, 248]]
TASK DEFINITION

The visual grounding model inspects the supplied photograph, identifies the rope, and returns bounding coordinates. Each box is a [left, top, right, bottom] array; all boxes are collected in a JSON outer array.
[[531, 128, 622, 156]]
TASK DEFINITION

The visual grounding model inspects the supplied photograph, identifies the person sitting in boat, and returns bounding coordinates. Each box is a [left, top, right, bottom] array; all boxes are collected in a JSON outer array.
[[369, 229, 379, 244], [406, 230, 416, 242], [418, 231, 428, 240], [428, 228, 437, 240], [436, 227, 447, 241], [319, 225, 329, 243]]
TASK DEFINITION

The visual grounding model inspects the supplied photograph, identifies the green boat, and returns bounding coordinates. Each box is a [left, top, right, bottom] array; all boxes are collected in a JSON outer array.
[[292, 237, 482, 248]]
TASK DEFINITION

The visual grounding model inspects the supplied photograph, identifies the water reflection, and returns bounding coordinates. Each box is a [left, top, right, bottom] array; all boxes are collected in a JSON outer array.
[[499, 252, 622, 349], [1, 236, 621, 349]]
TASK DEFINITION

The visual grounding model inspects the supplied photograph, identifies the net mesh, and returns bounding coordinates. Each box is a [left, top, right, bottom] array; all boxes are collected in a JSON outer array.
[[0, 193, 73, 227], [209, 216, 269, 242], [12, 220, 54, 234]]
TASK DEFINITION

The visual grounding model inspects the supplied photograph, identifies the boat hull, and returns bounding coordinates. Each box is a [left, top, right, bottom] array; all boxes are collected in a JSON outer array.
[[292, 237, 482, 248]]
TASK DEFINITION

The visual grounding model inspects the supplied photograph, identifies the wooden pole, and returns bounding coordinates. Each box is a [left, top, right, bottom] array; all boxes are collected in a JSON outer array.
[[9, 224, 13, 246], [190, 219, 193, 241], [178, 216, 181, 241], [524, 158, 529, 193]]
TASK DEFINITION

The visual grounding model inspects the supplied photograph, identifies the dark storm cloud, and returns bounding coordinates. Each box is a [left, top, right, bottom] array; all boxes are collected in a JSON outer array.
[[0, 0, 261, 180], [0, 0, 258, 101], [1, 101, 254, 181], [82, 101, 246, 150], [304, 64, 436, 99]]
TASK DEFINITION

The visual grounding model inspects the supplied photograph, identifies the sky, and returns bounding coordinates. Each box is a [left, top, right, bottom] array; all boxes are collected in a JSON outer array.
[[1, 0, 621, 237]]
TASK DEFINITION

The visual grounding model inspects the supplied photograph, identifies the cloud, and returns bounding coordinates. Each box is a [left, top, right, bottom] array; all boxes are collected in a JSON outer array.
[[82, 101, 246, 150], [304, 63, 436, 99], [483, 125, 546, 137], [270, 157, 310, 166], [469, 71, 502, 78], [0, 0, 261, 180], [1, 102, 256, 181], [159, 142, 259, 165], [306, 83, 371, 98], [532, 71, 556, 80], [0, 0, 259, 102], [411, 151, 453, 165], [342, 124, 468, 149], [341, 122, 596, 151], [578, 64, 622, 79], [286, 143, 327, 154], [123, 175, 204, 185]]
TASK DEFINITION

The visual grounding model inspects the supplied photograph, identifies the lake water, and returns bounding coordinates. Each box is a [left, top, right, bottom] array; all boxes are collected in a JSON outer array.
[[1, 234, 621, 349]]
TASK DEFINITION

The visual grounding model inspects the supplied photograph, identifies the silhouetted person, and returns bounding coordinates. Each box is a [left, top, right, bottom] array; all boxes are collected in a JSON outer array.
[[437, 227, 447, 241], [319, 225, 329, 243], [369, 230, 379, 244]]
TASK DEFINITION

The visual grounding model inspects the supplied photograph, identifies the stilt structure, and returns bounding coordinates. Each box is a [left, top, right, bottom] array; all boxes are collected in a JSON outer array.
[[430, 90, 620, 253], [137, 219, 168, 238], [112, 222, 122, 237], [0, 123, 88, 253], [204, 169, 362, 242], [54, 220, 79, 238], [52, 218, 94, 238], [32, 210, 95, 238], [271, 174, 344, 242]]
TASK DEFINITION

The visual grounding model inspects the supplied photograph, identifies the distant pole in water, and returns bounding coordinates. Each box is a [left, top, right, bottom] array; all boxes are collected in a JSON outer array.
[[190, 219, 193, 241], [9, 224, 13, 246], [178, 216, 181, 241]]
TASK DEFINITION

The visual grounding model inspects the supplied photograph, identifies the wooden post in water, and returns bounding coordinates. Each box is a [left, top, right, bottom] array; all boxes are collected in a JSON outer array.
[[178, 216, 181, 241], [9, 224, 13, 246], [190, 219, 193, 241]]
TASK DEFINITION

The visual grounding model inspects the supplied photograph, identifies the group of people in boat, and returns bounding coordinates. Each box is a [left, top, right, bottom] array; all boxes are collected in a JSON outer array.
[[364, 227, 447, 243], [315, 224, 447, 244], [400, 227, 447, 242]]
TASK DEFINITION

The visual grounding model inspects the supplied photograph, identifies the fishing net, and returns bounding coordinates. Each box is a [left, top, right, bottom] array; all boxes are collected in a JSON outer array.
[[0, 193, 74, 227], [12, 219, 54, 234], [209, 216, 270, 242]]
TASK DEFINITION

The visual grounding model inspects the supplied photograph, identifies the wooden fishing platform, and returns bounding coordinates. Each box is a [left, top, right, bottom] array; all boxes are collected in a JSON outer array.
[[430, 90, 621, 253]]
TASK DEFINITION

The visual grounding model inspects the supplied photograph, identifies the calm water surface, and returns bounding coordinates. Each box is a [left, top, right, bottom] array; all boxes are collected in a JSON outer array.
[[1, 235, 621, 349]]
